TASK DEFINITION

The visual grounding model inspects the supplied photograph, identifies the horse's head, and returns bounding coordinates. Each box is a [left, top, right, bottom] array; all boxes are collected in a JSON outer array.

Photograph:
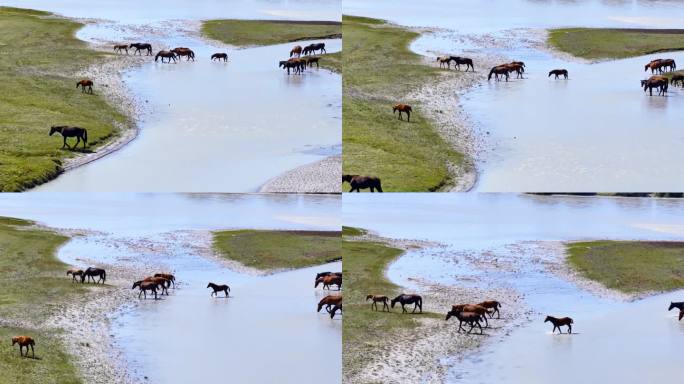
[[390, 297, 399, 308], [342, 174, 353, 183], [669, 302, 676, 311], [206, 282, 213, 289], [315, 277, 323, 287], [445, 310, 455, 321], [49, 126, 60, 136], [544, 315, 552, 323], [366, 295, 373, 301], [11, 337, 18, 346], [132, 281, 142, 289]]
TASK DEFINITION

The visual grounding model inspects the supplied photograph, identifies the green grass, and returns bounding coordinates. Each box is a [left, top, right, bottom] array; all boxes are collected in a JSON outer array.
[[567, 240, 684, 293], [342, 226, 367, 237], [212, 230, 341, 271], [342, 15, 466, 192], [0, 216, 88, 383], [343, 231, 439, 378], [0, 7, 127, 191], [548, 28, 684, 60]]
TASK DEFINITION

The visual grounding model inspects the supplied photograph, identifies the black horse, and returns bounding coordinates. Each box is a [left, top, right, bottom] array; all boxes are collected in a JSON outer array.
[[211, 53, 228, 62], [342, 175, 383, 193], [449, 56, 475, 72], [130, 43, 152, 56], [548, 69, 569, 79], [49, 126, 87, 149], [391, 294, 422, 313], [207, 282, 230, 297], [81, 267, 106, 284]]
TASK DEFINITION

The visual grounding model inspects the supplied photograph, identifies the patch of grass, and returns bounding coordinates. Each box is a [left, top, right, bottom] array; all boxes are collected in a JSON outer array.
[[342, 15, 465, 191], [548, 28, 684, 60], [201, 19, 341, 47], [0, 216, 87, 383], [566, 240, 684, 293], [212, 230, 341, 271], [342, 226, 366, 237], [0, 7, 127, 191], [343, 232, 439, 379]]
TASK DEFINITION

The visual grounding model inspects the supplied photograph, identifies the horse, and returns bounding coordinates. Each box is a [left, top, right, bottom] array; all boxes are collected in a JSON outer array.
[[132, 280, 158, 299], [488, 65, 510, 82], [545, 315, 573, 334], [279, 59, 305, 75], [12, 336, 35, 358], [315, 275, 342, 290], [548, 69, 568, 79], [155, 50, 177, 63], [308, 43, 326, 55], [449, 56, 475, 72], [207, 282, 230, 297], [671, 74, 684, 87], [659, 59, 676, 72], [302, 45, 314, 56], [66, 268, 84, 283], [392, 103, 412, 122], [129, 43, 152, 56], [49, 126, 88, 149], [670, 302, 684, 321], [211, 53, 228, 62], [290, 45, 302, 57], [76, 79, 93, 94], [505, 63, 524, 79], [642, 76, 669, 96], [342, 175, 383, 193], [366, 295, 390, 311], [317, 295, 342, 313], [446, 310, 483, 334], [306, 57, 320, 68], [329, 303, 342, 319], [172, 47, 195, 61], [478, 300, 501, 319], [81, 267, 106, 284], [391, 294, 422, 313], [315, 272, 342, 282], [113, 44, 128, 54], [447, 304, 490, 327], [154, 273, 176, 288], [510, 61, 525, 68], [143, 276, 170, 295], [437, 56, 452, 69]]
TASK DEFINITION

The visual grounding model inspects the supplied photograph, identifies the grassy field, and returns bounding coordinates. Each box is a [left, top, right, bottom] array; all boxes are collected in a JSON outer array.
[[212, 230, 341, 271], [567, 240, 684, 293], [0, 7, 127, 192], [343, 15, 466, 192], [0, 216, 89, 383], [548, 28, 684, 60], [343, 227, 438, 378]]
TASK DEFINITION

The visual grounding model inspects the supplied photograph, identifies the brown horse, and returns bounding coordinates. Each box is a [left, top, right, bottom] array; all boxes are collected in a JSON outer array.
[[279, 59, 306, 75], [548, 69, 568, 79], [671, 74, 684, 87], [488, 65, 510, 81], [81, 267, 106, 284], [66, 268, 84, 283], [76, 79, 93, 94], [113, 44, 128, 54], [505, 63, 524, 79], [12, 336, 35, 358], [317, 295, 342, 313], [342, 175, 383, 193], [50, 125, 88, 149], [306, 57, 320, 68], [154, 273, 176, 288], [290, 45, 302, 57], [447, 310, 483, 334], [448, 304, 490, 327], [449, 56, 475, 72], [393, 103, 412, 122], [207, 282, 230, 297], [545, 315, 573, 334], [437, 56, 452, 69], [659, 59, 676, 72], [211, 53, 228, 62], [391, 294, 422, 313], [132, 280, 158, 299], [510, 61, 525, 68], [478, 300, 502, 319], [129, 43, 152, 56], [144, 276, 170, 295], [315, 275, 342, 290], [304, 43, 326, 55], [366, 295, 390, 311], [642, 75, 669, 96], [172, 47, 195, 61], [155, 50, 177, 63], [315, 272, 342, 282]]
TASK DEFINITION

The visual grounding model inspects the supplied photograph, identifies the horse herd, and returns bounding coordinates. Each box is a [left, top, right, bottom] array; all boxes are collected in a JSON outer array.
[[642, 58, 680, 96], [316, 271, 343, 319], [114, 42, 228, 64], [280, 43, 328, 75]]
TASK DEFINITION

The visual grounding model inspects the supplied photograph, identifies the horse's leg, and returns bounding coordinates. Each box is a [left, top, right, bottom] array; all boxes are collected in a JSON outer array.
[[225, 288, 229, 297], [496, 308, 500, 319], [401, 303, 407, 313], [483, 314, 489, 327], [62, 136, 68, 149], [567, 324, 572, 334], [30, 344, 34, 358], [407, 111, 410, 122]]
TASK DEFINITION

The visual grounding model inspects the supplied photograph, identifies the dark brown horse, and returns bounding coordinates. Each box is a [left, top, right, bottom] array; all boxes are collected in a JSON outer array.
[[113, 44, 128, 54], [76, 79, 93, 94], [669, 302, 684, 321], [315, 275, 342, 290], [144, 276, 170, 295], [488, 65, 510, 82], [317, 295, 342, 313], [446, 310, 483, 334], [12, 336, 35, 358], [207, 282, 230, 297], [548, 69, 568, 79], [642, 76, 669, 96], [670, 74, 684, 87], [305, 43, 326, 55], [449, 56, 475, 72], [329, 303, 342, 319], [306, 57, 320, 68], [448, 304, 490, 327], [393, 103, 412, 122], [478, 300, 501, 319], [391, 294, 422, 313], [342, 175, 383, 193], [132, 280, 158, 299], [290, 45, 303, 57], [437, 56, 452, 69], [154, 273, 176, 288], [50, 126, 88, 149], [67, 268, 84, 283], [172, 47, 195, 61], [130, 43, 152, 56], [211, 53, 228, 62], [81, 267, 106, 284], [505, 63, 525, 79], [545, 315, 573, 334], [155, 50, 177, 63], [279, 59, 306, 75], [366, 295, 390, 311]]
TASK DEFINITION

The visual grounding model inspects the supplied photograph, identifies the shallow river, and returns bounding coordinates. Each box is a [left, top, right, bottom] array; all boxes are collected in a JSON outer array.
[[343, 193, 684, 383], [0, 193, 341, 383]]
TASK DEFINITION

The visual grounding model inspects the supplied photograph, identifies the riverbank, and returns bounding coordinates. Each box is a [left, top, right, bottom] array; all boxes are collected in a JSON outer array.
[[259, 155, 341, 193]]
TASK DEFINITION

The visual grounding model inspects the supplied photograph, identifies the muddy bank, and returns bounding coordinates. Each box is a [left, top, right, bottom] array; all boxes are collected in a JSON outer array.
[[260, 155, 341, 193]]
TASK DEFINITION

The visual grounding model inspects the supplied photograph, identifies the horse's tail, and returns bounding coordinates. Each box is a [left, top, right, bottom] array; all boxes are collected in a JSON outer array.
[[376, 179, 383, 192], [488, 68, 494, 80], [569, 318, 574, 324], [83, 129, 88, 144], [101, 269, 105, 283]]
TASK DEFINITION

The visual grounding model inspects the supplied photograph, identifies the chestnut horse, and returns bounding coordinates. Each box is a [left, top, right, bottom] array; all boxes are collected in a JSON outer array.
[[315, 275, 342, 290], [144, 276, 170, 295], [449, 56, 475, 72], [505, 63, 524, 79], [81, 267, 106, 284], [154, 273, 176, 288], [317, 295, 342, 313], [366, 295, 390, 311], [211, 53, 228, 62], [392, 103, 412, 122], [76, 79, 93, 94], [49, 126, 88, 149], [391, 294, 422, 313], [548, 69, 568, 79], [113, 44, 128, 54], [129, 43, 152, 56], [478, 300, 501, 319], [642, 76, 669, 96], [172, 47, 195, 61], [488, 65, 510, 82], [67, 268, 84, 283], [12, 336, 35, 358], [207, 282, 230, 297], [545, 315, 573, 334], [155, 50, 177, 63], [290, 45, 302, 57], [448, 304, 490, 327], [315, 272, 342, 282], [132, 280, 158, 299], [446, 310, 483, 334], [437, 56, 452, 69], [342, 175, 383, 193]]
